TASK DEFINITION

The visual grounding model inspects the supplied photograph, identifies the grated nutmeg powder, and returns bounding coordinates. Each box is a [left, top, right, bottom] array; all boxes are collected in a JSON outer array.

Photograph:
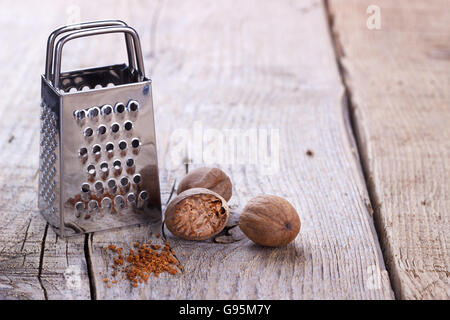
[[103, 238, 182, 288]]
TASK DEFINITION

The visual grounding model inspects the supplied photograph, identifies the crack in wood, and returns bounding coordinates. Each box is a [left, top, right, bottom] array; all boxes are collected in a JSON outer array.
[[37, 223, 49, 300], [65, 242, 69, 266], [20, 218, 32, 252], [161, 179, 176, 240], [84, 233, 97, 300], [164, 179, 177, 207]]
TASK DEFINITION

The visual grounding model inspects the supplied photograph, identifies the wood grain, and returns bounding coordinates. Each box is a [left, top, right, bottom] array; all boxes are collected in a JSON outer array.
[[327, 0, 450, 299], [0, 1, 91, 300], [0, 0, 395, 299], [86, 0, 393, 299]]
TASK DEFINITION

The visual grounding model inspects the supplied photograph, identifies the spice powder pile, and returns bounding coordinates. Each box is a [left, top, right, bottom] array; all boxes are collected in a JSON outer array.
[[103, 238, 181, 288]]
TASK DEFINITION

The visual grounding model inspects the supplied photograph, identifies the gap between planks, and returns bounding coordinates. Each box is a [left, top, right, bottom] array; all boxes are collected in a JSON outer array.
[[322, 0, 398, 299]]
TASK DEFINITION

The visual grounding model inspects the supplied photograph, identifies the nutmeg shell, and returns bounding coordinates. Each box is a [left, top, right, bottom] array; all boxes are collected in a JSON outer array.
[[239, 195, 300, 247], [165, 188, 230, 240], [177, 167, 232, 201]]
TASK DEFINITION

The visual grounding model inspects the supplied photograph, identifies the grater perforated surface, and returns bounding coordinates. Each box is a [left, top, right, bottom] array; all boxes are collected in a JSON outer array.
[[57, 81, 161, 236], [39, 21, 161, 237], [39, 103, 59, 223], [70, 100, 146, 218]]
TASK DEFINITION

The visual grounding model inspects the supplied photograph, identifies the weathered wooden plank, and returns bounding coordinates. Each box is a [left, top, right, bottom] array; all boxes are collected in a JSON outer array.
[[86, 0, 394, 299], [0, 2, 91, 299], [327, 0, 450, 299], [0, 0, 171, 300]]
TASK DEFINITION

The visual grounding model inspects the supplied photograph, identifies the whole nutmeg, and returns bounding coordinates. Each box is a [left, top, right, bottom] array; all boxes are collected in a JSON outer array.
[[177, 167, 232, 201], [165, 188, 230, 240], [239, 195, 300, 247]]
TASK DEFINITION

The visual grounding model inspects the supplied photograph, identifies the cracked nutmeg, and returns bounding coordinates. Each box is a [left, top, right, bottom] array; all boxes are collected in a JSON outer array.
[[239, 195, 300, 247], [165, 188, 230, 240], [177, 167, 232, 201]]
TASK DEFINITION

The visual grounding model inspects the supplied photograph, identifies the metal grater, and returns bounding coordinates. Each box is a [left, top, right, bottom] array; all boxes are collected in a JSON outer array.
[[39, 20, 161, 237]]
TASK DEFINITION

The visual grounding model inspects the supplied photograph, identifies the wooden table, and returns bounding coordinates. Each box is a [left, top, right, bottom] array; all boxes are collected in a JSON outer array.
[[0, 0, 448, 300]]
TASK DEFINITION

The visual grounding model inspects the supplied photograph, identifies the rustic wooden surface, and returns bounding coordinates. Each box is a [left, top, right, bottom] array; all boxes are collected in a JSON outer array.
[[328, 0, 450, 299], [0, 4, 92, 299], [0, 0, 446, 300]]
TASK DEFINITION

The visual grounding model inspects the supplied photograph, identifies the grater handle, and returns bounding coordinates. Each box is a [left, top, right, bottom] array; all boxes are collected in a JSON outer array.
[[45, 20, 136, 81], [53, 26, 146, 89]]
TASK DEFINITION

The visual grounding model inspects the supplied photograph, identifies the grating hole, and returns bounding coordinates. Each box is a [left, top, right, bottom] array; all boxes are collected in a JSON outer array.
[[133, 174, 142, 184], [84, 127, 93, 137], [106, 142, 114, 152], [131, 138, 140, 148], [128, 100, 139, 112], [69, 87, 78, 93], [102, 197, 112, 208], [114, 195, 125, 207], [118, 140, 127, 150], [87, 164, 96, 174], [102, 105, 113, 115], [111, 123, 120, 133], [98, 125, 107, 135], [81, 183, 90, 193], [115, 103, 125, 114], [88, 199, 98, 209], [76, 110, 86, 120], [75, 202, 85, 211], [79, 147, 88, 157], [120, 176, 129, 186], [106, 83, 115, 88], [107, 179, 116, 188], [94, 181, 103, 191], [95, 84, 103, 89], [126, 158, 134, 167], [89, 107, 100, 118], [124, 121, 133, 131], [81, 86, 90, 91], [100, 162, 108, 171], [113, 160, 121, 169], [127, 193, 136, 203], [139, 190, 148, 200], [92, 144, 101, 154]]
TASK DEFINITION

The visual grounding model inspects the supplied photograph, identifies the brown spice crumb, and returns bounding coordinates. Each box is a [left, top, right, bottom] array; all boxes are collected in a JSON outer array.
[[306, 149, 314, 157], [103, 278, 108, 283], [155, 233, 161, 238], [104, 240, 181, 288], [107, 284, 111, 288]]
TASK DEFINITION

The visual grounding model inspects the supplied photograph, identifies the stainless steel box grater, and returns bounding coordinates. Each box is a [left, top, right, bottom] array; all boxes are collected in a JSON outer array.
[[39, 20, 161, 237]]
